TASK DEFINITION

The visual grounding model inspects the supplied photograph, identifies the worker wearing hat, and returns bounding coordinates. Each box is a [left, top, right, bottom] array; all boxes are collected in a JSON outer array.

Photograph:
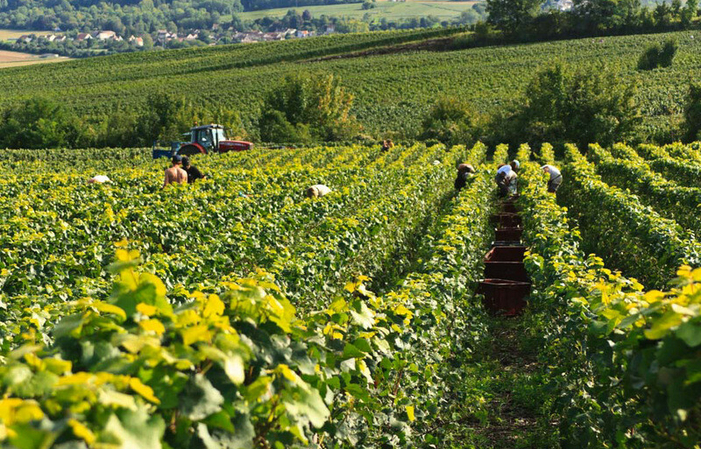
[[455, 163, 476, 191], [163, 155, 188, 188]]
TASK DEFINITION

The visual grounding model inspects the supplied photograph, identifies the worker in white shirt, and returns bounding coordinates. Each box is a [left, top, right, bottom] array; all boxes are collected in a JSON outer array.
[[88, 175, 111, 184], [495, 163, 518, 197], [541, 165, 562, 193], [306, 184, 332, 198]]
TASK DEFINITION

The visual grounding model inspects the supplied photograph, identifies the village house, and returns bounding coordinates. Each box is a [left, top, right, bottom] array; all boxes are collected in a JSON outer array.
[[76, 33, 92, 42], [128, 35, 144, 46], [17, 35, 33, 43]]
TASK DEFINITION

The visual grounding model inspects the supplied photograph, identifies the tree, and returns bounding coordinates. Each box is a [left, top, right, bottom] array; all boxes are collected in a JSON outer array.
[[486, 0, 543, 34], [517, 63, 640, 146], [681, 0, 698, 28], [684, 82, 701, 141], [419, 97, 480, 146], [572, 0, 641, 33], [0, 98, 77, 149], [142, 33, 154, 50], [258, 74, 359, 143], [138, 92, 202, 144]]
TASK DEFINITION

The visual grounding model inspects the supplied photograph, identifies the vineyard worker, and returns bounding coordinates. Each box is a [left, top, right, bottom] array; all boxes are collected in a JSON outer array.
[[163, 155, 188, 188], [88, 175, 111, 184], [455, 164, 476, 191], [182, 157, 206, 184], [306, 184, 332, 198], [542, 164, 562, 193], [508, 160, 520, 195], [495, 164, 517, 198]]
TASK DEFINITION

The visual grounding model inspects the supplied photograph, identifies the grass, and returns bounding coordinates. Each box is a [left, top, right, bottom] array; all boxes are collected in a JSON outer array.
[[238, 0, 479, 21], [0, 50, 70, 69]]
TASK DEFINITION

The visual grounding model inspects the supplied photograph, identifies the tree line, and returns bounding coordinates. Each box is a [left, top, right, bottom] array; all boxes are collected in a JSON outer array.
[[486, 0, 700, 41], [3, 60, 701, 150]]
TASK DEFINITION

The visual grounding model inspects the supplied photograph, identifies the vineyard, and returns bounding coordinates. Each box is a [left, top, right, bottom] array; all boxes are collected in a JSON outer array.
[[0, 28, 700, 135], [0, 141, 698, 448]]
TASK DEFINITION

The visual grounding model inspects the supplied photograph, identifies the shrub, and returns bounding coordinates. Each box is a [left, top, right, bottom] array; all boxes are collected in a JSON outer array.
[[637, 38, 678, 70], [258, 74, 359, 143], [419, 97, 480, 146], [683, 82, 701, 141], [513, 63, 640, 147]]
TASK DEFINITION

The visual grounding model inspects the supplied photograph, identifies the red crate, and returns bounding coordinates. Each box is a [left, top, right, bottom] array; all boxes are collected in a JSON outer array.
[[478, 279, 531, 316], [495, 227, 523, 242]]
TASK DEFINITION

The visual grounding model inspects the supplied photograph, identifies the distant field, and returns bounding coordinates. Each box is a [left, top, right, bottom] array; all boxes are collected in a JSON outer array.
[[0, 50, 70, 68], [0, 28, 60, 41], [239, 1, 479, 21]]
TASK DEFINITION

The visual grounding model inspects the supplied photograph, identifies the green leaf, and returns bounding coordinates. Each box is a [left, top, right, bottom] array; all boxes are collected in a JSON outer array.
[[8, 424, 58, 449], [644, 310, 683, 340], [282, 384, 330, 429], [350, 302, 374, 329], [341, 343, 364, 360], [179, 374, 224, 421], [100, 408, 165, 449], [675, 320, 701, 348]]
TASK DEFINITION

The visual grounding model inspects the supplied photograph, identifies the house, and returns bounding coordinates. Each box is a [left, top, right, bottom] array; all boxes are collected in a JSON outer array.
[[263, 32, 285, 41], [76, 33, 92, 41], [95, 30, 117, 40], [185, 33, 199, 41], [325, 25, 336, 35], [557, 0, 574, 11], [17, 35, 33, 43], [296, 30, 315, 38], [128, 35, 144, 46], [43, 34, 57, 42], [157, 30, 173, 42], [55, 35, 67, 43], [239, 31, 264, 43]]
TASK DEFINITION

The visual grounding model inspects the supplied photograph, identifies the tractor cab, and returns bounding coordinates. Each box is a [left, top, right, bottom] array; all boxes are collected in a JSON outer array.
[[177, 124, 253, 156], [191, 125, 226, 151]]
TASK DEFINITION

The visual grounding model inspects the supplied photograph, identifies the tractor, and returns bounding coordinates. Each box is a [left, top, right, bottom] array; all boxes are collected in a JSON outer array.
[[152, 124, 253, 159]]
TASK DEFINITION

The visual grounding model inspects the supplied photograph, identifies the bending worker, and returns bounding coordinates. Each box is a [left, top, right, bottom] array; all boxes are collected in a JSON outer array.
[[306, 184, 332, 198], [455, 164, 476, 191], [495, 160, 519, 197], [542, 164, 562, 193]]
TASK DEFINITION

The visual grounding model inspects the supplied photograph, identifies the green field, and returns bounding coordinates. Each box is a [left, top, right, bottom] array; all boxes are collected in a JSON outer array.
[[0, 28, 697, 136], [239, 0, 480, 21]]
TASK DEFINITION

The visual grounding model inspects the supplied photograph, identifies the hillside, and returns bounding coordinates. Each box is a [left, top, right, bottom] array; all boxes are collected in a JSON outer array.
[[0, 27, 698, 136]]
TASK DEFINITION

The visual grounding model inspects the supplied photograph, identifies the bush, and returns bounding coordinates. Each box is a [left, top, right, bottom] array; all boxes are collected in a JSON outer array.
[[258, 73, 359, 143], [501, 63, 640, 147], [638, 38, 678, 70], [0, 98, 79, 149], [684, 82, 701, 141], [419, 97, 480, 146]]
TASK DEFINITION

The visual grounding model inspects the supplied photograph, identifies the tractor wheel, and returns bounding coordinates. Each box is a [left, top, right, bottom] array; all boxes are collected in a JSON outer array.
[[178, 144, 205, 156]]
